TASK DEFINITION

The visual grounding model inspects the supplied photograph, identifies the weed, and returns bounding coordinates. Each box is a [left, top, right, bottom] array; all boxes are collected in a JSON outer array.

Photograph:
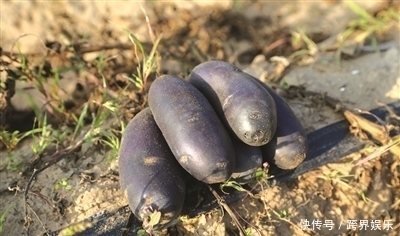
[[0, 127, 44, 170], [343, 2, 399, 42], [255, 164, 274, 188], [31, 116, 53, 155], [94, 52, 107, 73], [72, 98, 123, 159], [244, 228, 255, 236], [72, 103, 90, 142], [0, 204, 15, 233], [138, 209, 163, 235], [319, 168, 376, 205], [288, 2, 399, 64], [290, 28, 319, 62], [123, 28, 162, 92], [0, 130, 33, 151], [337, 1, 400, 58], [55, 178, 72, 191], [278, 209, 290, 219], [100, 130, 122, 161], [57, 222, 93, 236], [220, 180, 252, 195], [219, 172, 279, 235]]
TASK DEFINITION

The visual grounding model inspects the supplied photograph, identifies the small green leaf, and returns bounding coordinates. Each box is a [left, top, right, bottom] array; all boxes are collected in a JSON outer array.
[[148, 211, 161, 226], [136, 228, 147, 235]]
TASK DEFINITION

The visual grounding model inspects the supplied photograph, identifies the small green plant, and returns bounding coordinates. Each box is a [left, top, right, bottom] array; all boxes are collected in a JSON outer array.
[[0, 130, 24, 151], [55, 178, 72, 191], [321, 169, 354, 183], [0, 127, 45, 171], [279, 209, 290, 219], [94, 52, 107, 73], [244, 227, 256, 236], [80, 100, 119, 143], [334, 1, 400, 62], [220, 179, 251, 195], [31, 116, 54, 155], [290, 28, 319, 61], [0, 128, 41, 151], [16, 45, 29, 72], [319, 168, 376, 205], [137, 209, 162, 235], [123, 28, 162, 92], [255, 164, 274, 188], [100, 131, 122, 161], [72, 103, 90, 142], [0, 204, 15, 233], [340, 1, 399, 46]]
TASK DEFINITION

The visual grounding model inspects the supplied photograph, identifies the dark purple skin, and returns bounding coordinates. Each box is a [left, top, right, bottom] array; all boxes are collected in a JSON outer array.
[[189, 60, 277, 147], [118, 108, 186, 225], [148, 75, 235, 184], [230, 137, 263, 184], [251, 79, 308, 170]]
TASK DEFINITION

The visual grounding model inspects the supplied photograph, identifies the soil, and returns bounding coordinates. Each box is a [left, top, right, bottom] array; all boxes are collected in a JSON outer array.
[[1, 1, 399, 236]]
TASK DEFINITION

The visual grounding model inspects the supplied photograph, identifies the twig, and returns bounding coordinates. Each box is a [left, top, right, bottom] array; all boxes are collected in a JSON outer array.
[[28, 190, 57, 211], [377, 101, 400, 121], [207, 185, 248, 236], [344, 109, 390, 144], [354, 135, 400, 166], [263, 37, 288, 54], [141, 6, 156, 44], [9, 34, 48, 59], [24, 168, 38, 228], [26, 202, 50, 236], [23, 139, 83, 232], [232, 207, 265, 236], [353, 108, 389, 134]]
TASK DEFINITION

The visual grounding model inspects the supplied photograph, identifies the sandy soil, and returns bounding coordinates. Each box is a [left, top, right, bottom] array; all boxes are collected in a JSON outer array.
[[1, 1, 399, 236]]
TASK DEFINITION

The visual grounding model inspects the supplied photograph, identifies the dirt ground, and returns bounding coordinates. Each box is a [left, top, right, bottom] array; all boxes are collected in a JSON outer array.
[[1, 1, 400, 236]]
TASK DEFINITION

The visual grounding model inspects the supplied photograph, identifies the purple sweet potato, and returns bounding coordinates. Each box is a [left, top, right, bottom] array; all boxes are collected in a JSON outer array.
[[189, 60, 277, 146], [230, 137, 263, 184], [118, 108, 185, 225], [148, 75, 235, 184], [252, 79, 308, 170]]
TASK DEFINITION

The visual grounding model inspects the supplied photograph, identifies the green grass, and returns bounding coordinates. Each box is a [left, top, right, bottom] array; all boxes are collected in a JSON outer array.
[[124, 29, 162, 92], [318, 164, 376, 205], [0, 204, 15, 234], [288, 2, 399, 65], [1, 6, 162, 169], [290, 28, 319, 62], [0, 127, 44, 170], [0, 9, 164, 234], [340, 1, 400, 46]]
